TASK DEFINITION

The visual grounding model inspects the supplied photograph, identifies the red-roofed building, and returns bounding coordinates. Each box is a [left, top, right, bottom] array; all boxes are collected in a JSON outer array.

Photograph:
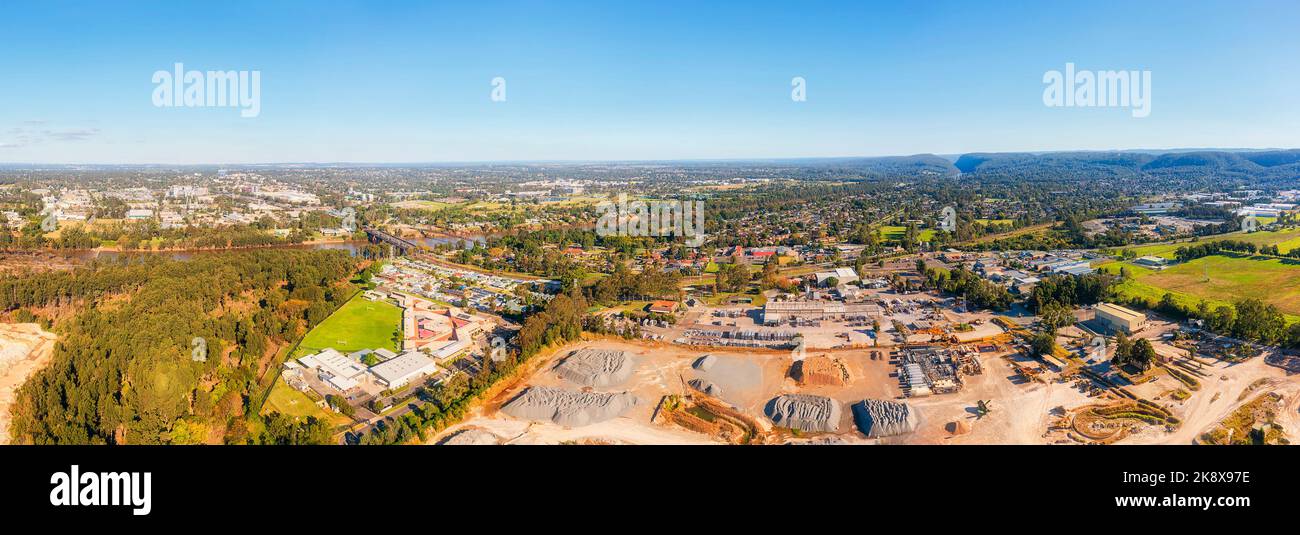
[[647, 300, 678, 314]]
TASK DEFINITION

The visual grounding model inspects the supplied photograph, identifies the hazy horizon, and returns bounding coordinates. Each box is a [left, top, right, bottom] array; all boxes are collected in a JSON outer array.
[[2, 0, 1298, 164], [3, 146, 1299, 168]]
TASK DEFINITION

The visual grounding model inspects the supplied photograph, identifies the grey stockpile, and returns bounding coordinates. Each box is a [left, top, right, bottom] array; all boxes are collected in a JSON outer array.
[[687, 378, 723, 397], [502, 386, 639, 427], [852, 399, 920, 438], [555, 348, 635, 388], [765, 394, 841, 433], [688, 355, 761, 406], [441, 428, 502, 445]]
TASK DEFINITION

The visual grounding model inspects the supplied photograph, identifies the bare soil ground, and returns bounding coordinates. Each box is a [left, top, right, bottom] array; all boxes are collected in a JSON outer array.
[[437, 339, 911, 444], [1120, 357, 1300, 444], [0, 323, 57, 444], [0, 252, 80, 275], [432, 333, 1300, 445], [904, 350, 1093, 444]]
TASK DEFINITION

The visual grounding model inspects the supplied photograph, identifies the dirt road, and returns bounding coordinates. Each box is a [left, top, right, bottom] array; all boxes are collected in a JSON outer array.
[[1122, 357, 1298, 444]]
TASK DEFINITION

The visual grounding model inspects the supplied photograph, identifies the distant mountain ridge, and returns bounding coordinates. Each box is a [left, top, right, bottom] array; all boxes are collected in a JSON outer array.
[[936, 149, 1300, 183], [3, 149, 1299, 184]]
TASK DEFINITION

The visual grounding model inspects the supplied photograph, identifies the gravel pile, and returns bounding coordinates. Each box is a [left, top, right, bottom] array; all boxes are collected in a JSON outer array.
[[555, 348, 635, 388], [441, 428, 501, 445], [765, 394, 841, 433], [852, 399, 920, 438], [502, 386, 639, 427], [687, 378, 723, 397], [792, 436, 852, 445], [688, 355, 762, 406]]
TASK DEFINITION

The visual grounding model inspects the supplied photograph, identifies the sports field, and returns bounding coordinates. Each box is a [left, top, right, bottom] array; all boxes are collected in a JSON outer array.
[[290, 293, 402, 358]]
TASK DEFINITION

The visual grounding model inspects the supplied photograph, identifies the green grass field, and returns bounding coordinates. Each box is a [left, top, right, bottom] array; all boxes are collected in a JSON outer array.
[[703, 291, 768, 307], [263, 380, 351, 426], [1099, 255, 1300, 320], [291, 294, 403, 358], [1113, 228, 1300, 259], [391, 200, 457, 211], [1094, 260, 1155, 278], [879, 226, 937, 242], [541, 195, 606, 207], [974, 218, 1014, 225]]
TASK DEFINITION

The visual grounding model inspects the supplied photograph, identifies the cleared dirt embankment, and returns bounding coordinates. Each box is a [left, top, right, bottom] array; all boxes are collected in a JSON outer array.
[[0, 323, 57, 445]]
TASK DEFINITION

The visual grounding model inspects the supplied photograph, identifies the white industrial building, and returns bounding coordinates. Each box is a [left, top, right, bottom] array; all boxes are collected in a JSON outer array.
[[125, 208, 154, 220], [813, 267, 859, 287], [762, 300, 882, 324], [430, 337, 472, 361], [369, 351, 439, 389], [1133, 256, 1169, 268], [298, 348, 369, 391]]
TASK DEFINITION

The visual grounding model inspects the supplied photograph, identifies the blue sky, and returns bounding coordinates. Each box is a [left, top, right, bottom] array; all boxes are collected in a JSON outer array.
[[1, 0, 1297, 164]]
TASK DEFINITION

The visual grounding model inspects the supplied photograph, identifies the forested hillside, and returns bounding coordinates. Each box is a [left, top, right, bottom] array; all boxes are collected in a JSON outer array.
[[4, 250, 358, 444], [953, 149, 1300, 187]]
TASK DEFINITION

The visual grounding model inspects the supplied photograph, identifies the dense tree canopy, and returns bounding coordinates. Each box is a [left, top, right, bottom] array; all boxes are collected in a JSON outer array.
[[8, 250, 358, 445]]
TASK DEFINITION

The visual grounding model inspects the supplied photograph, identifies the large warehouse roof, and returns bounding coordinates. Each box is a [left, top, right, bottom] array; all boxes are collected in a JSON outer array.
[[1096, 303, 1144, 322], [299, 348, 368, 379], [370, 351, 437, 386]]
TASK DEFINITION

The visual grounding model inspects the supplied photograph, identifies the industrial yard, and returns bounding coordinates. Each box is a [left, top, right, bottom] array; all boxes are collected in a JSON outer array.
[[434, 333, 1092, 445], [434, 279, 1300, 446]]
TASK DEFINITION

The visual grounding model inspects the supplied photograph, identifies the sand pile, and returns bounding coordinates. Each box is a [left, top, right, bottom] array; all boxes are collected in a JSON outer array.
[[693, 355, 717, 371], [441, 428, 502, 445], [946, 420, 971, 436], [687, 379, 723, 397], [852, 399, 920, 438], [502, 386, 639, 427], [791, 354, 850, 386], [555, 348, 635, 388], [765, 394, 841, 433]]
